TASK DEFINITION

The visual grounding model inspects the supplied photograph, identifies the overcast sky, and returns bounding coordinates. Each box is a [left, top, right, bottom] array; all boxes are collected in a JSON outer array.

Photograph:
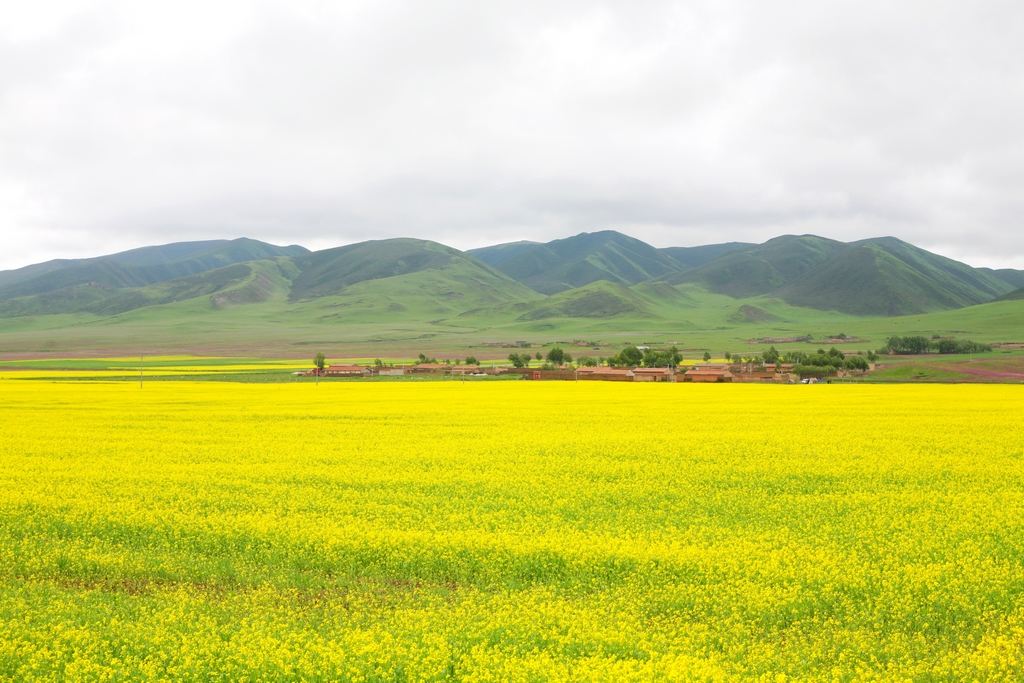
[[2, 0, 1023, 270]]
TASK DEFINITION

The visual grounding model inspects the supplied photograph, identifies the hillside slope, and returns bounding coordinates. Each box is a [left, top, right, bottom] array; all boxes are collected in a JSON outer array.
[[0, 238, 306, 301], [1, 232, 1021, 334], [468, 230, 682, 294], [671, 235, 844, 297], [982, 268, 1024, 290], [660, 242, 754, 269], [0, 259, 298, 317], [515, 281, 651, 321], [288, 238, 540, 307], [778, 238, 1016, 315], [669, 235, 1019, 315], [290, 239, 466, 299], [998, 287, 1024, 301]]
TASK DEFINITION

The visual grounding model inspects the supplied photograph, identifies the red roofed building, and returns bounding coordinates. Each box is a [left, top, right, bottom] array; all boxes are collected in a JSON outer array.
[[682, 366, 734, 383], [632, 367, 674, 382]]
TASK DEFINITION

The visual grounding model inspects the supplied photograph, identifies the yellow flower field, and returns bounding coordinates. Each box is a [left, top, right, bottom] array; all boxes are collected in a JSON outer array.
[[1, 379, 1023, 680]]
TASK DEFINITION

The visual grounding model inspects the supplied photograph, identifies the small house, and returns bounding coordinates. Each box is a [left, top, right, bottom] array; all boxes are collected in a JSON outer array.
[[631, 367, 674, 382], [323, 364, 370, 377], [682, 366, 734, 383]]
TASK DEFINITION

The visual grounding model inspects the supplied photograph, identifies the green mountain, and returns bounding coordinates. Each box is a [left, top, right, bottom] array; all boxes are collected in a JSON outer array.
[[515, 281, 651, 321], [982, 268, 1024, 290], [1, 232, 1021, 357], [468, 230, 682, 294], [660, 242, 754, 269], [0, 238, 307, 300], [462, 241, 542, 270], [0, 259, 299, 317], [290, 239, 542, 322], [292, 238, 480, 299], [998, 287, 1024, 301], [670, 235, 845, 296], [776, 238, 1015, 315], [663, 235, 1020, 315], [0, 237, 539, 321]]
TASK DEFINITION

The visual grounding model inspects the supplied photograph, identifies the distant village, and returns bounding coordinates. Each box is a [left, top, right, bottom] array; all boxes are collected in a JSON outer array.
[[289, 333, 1004, 384], [300, 345, 877, 384], [303, 363, 800, 383]]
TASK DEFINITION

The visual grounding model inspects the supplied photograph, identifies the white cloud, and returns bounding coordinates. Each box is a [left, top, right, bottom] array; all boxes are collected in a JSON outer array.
[[1, 0, 1023, 269]]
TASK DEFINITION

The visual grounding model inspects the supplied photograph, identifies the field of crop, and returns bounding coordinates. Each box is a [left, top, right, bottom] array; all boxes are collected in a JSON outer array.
[[1, 379, 1023, 679]]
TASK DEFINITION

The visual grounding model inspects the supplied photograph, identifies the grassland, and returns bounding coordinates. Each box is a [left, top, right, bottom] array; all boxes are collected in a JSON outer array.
[[2, 379, 1024, 679], [1, 279, 1021, 363]]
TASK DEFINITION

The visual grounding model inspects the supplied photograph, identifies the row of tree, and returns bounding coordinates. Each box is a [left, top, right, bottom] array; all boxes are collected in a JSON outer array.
[[508, 348, 572, 368], [414, 353, 479, 365], [883, 336, 992, 355], [461, 344, 872, 373], [780, 347, 870, 378], [511, 345, 718, 369]]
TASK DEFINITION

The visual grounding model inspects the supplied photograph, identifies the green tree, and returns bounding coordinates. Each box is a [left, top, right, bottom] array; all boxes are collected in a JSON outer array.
[[641, 346, 682, 368], [845, 356, 869, 371], [613, 346, 643, 367], [465, 356, 479, 365], [508, 353, 527, 368], [795, 364, 835, 379], [703, 351, 711, 362], [885, 336, 929, 355], [546, 347, 566, 366], [314, 352, 326, 374]]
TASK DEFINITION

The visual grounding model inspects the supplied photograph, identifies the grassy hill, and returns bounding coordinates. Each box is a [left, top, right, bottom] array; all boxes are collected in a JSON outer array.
[[660, 242, 754, 269], [670, 235, 845, 296], [777, 241, 1010, 315], [0, 239, 306, 302], [292, 239, 474, 299], [0, 259, 300, 317], [981, 268, 1024, 289], [671, 235, 1018, 315], [469, 230, 682, 294], [778, 238, 1016, 315], [0, 276, 1020, 359], [1, 231, 1022, 358], [514, 281, 650, 321], [998, 287, 1024, 301]]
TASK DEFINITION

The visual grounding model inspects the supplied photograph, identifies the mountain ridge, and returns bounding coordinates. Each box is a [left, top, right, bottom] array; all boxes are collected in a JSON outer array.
[[1, 231, 1020, 323], [468, 230, 682, 294]]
